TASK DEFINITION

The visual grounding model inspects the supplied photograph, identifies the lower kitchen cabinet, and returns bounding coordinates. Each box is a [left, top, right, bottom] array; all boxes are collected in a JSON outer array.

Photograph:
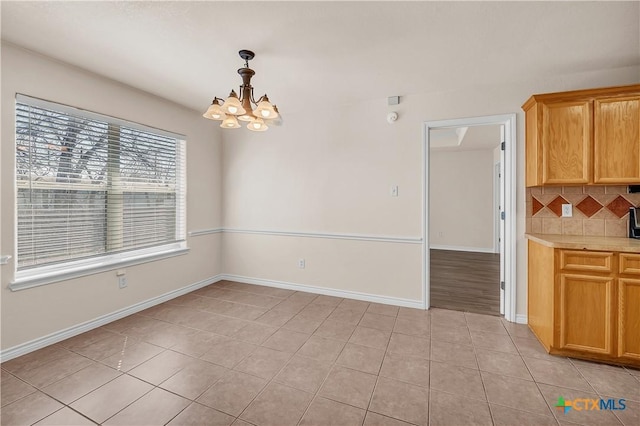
[[528, 240, 640, 367], [618, 278, 640, 361], [558, 273, 614, 355]]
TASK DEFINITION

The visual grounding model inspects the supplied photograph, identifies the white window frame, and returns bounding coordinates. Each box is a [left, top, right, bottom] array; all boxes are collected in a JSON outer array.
[[10, 95, 188, 291]]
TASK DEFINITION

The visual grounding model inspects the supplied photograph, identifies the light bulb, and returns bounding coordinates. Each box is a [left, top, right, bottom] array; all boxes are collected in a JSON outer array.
[[227, 106, 238, 114]]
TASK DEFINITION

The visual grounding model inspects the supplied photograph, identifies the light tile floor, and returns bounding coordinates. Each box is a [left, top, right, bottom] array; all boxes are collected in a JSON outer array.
[[1, 280, 638, 425]]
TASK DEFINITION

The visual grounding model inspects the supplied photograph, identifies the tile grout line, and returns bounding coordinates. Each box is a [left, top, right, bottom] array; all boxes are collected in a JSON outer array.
[[292, 303, 400, 424], [466, 312, 495, 426], [293, 304, 357, 425], [195, 293, 346, 422], [567, 357, 632, 426], [510, 325, 562, 424], [6, 346, 155, 425], [449, 313, 565, 423], [500, 318, 561, 424], [8, 287, 311, 424], [13, 345, 126, 400], [151, 349, 243, 424], [117, 346, 220, 423], [60, 404, 97, 425], [364, 309, 428, 425], [93, 377, 156, 425], [233, 294, 326, 425], [361, 307, 398, 423], [94, 287, 306, 424], [15, 292, 400, 417]]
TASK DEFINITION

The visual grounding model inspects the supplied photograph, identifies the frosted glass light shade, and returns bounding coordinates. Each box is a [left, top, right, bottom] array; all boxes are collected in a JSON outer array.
[[222, 91, 246, 115], [254, 95, 278, 119], [202, 99, 225, 120], [247, 117, 268, 132], [220, 115, 241, 129]]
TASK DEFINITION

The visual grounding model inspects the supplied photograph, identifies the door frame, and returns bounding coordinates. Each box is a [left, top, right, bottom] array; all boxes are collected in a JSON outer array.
[[422, 113, 517, 322], [494, 161, 501, 254]]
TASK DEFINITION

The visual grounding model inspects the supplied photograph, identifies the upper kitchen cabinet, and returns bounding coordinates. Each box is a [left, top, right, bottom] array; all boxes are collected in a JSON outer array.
[[594, 96, 640, 184], [523, 85, 640, 187]]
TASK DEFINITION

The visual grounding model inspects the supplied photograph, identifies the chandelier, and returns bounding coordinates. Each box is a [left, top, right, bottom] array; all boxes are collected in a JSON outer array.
[[203, 50, 279, 132]]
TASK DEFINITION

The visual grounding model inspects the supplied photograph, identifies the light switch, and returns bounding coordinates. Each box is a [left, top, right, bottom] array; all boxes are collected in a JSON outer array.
[[391, 185, 399, 197]]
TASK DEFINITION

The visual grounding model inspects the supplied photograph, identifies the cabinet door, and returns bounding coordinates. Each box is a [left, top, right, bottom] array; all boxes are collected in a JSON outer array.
[[558, 273, 614, 355], [594, 96, 640, 184], [618, 278, 640, 360], [542, 101, 592, 185]]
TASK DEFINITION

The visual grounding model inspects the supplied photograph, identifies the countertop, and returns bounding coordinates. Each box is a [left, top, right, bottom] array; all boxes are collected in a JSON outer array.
[[525, 233, 640, 253]]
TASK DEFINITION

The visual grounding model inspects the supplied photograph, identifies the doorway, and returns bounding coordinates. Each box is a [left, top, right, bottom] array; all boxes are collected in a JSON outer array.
[[422, 114, 517, 322]]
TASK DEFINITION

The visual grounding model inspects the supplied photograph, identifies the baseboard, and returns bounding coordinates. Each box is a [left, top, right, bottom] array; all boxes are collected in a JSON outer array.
[[429, 245, 496, 254], [515, 314, 528, 324], [0, 274, 223, 362], [220, 274, 424, 309]]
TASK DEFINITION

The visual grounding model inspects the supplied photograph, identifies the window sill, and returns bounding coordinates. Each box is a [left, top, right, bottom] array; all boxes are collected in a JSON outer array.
[[9, 244, 189, 291]]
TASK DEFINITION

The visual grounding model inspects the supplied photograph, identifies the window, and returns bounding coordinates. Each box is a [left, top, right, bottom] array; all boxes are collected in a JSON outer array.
[[13, 95, 186, 288]]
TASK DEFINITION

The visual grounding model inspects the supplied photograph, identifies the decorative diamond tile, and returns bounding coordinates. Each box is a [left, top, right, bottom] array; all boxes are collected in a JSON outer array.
[[546, 196, 568, 217], [575, 196, 603, 218], [531, 197, 544, 216], [606, 196, 633, 218]]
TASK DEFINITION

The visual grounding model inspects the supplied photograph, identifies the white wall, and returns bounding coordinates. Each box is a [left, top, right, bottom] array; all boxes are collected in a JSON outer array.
[[0, 43, 223, 351], [429, 149, 495, 251], [222, 65, 640, 316]]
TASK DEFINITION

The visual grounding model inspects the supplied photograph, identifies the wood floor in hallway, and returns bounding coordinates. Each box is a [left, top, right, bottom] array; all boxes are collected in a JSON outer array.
[[430, 249, 500, 316]]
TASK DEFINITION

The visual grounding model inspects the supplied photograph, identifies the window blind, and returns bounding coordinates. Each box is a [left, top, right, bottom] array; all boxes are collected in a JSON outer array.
[[16, 95, 186, 271]]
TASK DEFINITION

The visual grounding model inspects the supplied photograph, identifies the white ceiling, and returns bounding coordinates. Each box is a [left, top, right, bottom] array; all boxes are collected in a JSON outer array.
[[2, 2, 639, 114]]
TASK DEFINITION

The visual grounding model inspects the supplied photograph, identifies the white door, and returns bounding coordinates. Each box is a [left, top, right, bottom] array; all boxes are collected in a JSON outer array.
[[499, 125, 506, 316], [494, 162, 501, 253]]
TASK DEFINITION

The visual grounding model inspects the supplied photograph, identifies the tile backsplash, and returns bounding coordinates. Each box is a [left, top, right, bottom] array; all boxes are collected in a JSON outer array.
[[526, 186, 640, 237]]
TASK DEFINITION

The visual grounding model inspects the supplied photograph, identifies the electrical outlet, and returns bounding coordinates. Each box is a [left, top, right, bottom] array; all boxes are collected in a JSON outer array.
[[118, 276, 127, 289], [298, 258, 306, 269], [562, 204, 573, 217], [438, 231, 444, 237]]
